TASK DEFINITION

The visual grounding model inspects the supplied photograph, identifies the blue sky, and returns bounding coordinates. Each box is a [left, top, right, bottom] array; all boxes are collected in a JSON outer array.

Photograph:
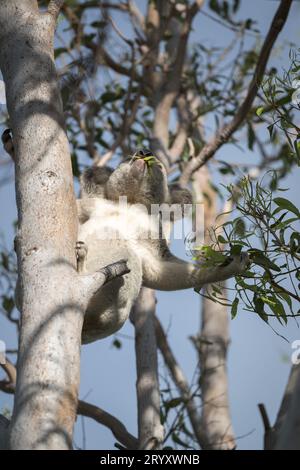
[[1, 0, 300, 450]]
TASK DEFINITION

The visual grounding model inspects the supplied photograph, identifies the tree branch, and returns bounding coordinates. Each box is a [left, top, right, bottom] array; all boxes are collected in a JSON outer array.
[[0, 358, 16, 394], [126, 0, 145, 33], [266, 364, 300, 449], [77, 400, 138, 450], [179, 0, 293, 187], [155, 316, 208, 449], [80, 259, 130, 303], [130, 288, 164, 450], [48, 0, 64, 21], [0, 360, 138, 450]]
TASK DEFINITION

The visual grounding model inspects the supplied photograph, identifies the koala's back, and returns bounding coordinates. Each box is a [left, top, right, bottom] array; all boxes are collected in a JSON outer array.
[[81, 237, 142, 343], [79, 199, 146, 343]]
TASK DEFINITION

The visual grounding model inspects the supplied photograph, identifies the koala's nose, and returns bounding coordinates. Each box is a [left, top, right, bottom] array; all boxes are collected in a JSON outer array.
[[131, 158, 146, 177]]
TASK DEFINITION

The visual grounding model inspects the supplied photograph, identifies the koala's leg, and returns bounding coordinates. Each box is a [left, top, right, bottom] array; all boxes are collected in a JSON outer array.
[[142, 252, 249, 291], [76, 241, 88, 274]]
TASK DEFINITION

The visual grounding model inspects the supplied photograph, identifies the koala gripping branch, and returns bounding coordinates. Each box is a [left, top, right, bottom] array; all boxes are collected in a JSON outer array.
[[80, 260, 131, 302]]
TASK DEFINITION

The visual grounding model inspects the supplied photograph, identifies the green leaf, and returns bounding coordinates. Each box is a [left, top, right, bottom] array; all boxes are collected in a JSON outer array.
[[71, 152, 80, 178], [2, 296, 14, 315], [231, 297, 239, 319], [101, 90, 123, 104], [1, 253, 9, 270], [247, 123, 255, 150], [233, 218, 246, 237], [233, 0, 240, 13], [271, 217, 298, 230], [230, 244, 243, 256], [171, 433, 189, 448], [256, 106, 264, 117], [236, 279, 258, 292], [197, 246, 227, 265], [278, 292, 293, 315], [268, 297, 287, 324], [249, 249, 281, 272], [112, 339, 122, 349], [54, 47, 68, 59], [290, 232, 300, 255], [253, 294, 268, 323], [273, 197, 300, 217], [165, 397, 184, 410], [217, 235, 227, 244], [293, 139, 300, 165], [267, 123, 275, 140]]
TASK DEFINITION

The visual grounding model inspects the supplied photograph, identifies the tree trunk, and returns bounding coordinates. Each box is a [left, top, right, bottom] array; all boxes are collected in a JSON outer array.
[[0, 0, 83, 449], [130, 287, 164, 450], [193, 167, 235, 449], [0, 415, 9, 450], [265, 364, 300, 450], [198, 289, 235, 449]]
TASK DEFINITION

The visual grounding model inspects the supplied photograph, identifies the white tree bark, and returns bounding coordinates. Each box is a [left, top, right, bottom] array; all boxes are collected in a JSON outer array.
[[0, 0, 79, 449], [264, 364, 300, 449], [130, 287, 164, 450], [193, 167, 235, 449], [0, 0, 128, 449], [198, 290, 235, 449]]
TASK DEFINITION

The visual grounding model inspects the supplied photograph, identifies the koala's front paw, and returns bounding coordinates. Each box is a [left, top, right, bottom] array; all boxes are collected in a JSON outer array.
[[226, 252, 250, 275], [76, 241, 88, 273]]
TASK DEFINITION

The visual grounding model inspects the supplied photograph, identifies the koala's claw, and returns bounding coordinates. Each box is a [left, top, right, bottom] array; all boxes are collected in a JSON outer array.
[[76, 241, 88, 273]]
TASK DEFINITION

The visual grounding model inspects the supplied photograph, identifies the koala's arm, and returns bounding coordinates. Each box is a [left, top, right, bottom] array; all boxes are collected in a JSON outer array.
[[77, 198, 94, 224], [142, 248, 249, 291]]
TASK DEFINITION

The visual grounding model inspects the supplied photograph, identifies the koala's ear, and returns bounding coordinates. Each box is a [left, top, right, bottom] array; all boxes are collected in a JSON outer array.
[[80, 166, 114, 198], [168, 185, 193, 221], [168, 185, 193, 206]]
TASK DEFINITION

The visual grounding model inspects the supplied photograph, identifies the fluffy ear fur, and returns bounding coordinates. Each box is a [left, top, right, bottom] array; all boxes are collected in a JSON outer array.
[[80, 166, 113, 198], [167, 184, 193, 220], [168, 185, 193, 206]]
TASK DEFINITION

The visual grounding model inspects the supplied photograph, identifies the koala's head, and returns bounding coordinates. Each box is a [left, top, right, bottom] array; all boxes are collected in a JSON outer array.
[[105, 150, 169, 207], [81, 149, 192, 212]]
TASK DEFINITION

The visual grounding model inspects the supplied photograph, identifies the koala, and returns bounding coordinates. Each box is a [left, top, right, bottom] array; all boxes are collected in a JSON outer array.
[[1, 130, 249, 345], [77, 150, 249, 344]]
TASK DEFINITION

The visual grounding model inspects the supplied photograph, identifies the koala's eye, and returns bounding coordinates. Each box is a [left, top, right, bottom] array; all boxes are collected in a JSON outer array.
[[142, 149, 153, 157], [133, 148, 153, 158]]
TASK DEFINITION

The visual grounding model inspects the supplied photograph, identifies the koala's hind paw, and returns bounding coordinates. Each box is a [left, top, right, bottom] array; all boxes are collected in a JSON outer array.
[[76, 241, 88, 273]]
